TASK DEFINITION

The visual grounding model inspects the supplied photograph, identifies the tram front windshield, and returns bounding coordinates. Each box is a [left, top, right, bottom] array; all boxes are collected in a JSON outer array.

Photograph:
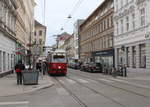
[[53, 55, 66, 63]]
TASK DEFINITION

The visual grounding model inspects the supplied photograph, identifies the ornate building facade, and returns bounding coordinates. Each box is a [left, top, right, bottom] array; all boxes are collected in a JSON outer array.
[[114, 0, 150, 72], [0, 0, 18, 74]]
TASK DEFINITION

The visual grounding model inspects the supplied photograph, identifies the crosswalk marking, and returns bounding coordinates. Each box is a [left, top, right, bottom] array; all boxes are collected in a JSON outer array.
[[0, 101, 29, 105], [77, 79, 89, 83], [98, 78, 114, 83]]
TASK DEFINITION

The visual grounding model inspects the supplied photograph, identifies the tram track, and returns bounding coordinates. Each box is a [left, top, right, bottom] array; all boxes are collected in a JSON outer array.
[[64, 76, 127, 107], [53, 77, 88, 107], [72, 70, 150, 91], [69, 70, 150, 99]]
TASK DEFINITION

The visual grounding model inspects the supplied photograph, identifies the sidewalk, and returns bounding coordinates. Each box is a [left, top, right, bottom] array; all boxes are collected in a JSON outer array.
[[0, 73, 54, 97], [114, 71, 150, 89]]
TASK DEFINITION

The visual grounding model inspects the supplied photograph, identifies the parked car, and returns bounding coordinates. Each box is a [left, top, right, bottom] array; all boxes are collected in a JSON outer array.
[[73, 62, 80, 69], [68, 62, 80, 69], [87, 62, 102, 73], [80, 63, 89, 71], [68, 62, 74, 68]]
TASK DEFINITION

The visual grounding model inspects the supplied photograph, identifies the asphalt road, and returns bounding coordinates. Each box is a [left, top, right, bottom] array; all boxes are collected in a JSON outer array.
[[1, 68, 150, 107]]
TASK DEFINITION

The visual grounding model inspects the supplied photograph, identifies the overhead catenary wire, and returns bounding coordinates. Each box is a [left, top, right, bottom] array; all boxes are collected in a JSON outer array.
[[58, 0, 85, 34]]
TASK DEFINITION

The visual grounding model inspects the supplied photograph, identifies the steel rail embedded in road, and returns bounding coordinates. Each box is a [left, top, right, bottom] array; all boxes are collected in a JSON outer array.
[[65, 76, 127, 107], [54, 77, 88, 107], [69, 71, 150, 100]]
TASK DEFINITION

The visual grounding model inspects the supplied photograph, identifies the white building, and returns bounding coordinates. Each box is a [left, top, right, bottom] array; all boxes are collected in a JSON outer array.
[[0, 0, 17, 74], [73, 20, 84, 60], [114, 0, 150, 72]]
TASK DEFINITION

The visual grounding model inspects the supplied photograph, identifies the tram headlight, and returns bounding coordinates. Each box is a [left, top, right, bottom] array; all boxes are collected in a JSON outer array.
[[58, 66, 61, 69]]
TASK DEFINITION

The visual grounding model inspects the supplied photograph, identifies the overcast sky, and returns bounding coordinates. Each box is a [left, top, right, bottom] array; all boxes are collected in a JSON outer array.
[[35, 0, 104, 46]]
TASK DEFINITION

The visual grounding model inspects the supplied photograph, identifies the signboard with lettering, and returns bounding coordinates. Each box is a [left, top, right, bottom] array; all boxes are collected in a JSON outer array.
[[92, 49, 114, 56]]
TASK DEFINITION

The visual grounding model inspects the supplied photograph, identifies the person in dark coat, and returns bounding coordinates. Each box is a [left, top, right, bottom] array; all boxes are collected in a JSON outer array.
[[15, 60, 25, 85], [36, 61, 42, 72]]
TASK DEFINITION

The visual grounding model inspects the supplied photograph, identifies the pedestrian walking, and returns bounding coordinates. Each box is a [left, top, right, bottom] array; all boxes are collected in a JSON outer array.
[[42, 61, 47, 75], [36, 61, 42, 72], [15, 60, 25, 85]]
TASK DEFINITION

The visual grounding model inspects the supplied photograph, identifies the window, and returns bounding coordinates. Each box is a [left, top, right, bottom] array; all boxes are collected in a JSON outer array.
[[120, 0, 123, 8], [140, 44, 146, 68], [132, 13, 135, 29], [3, 52, 6, 71], [107, 18, 109, 29], [34, 31, 36, 36], [39, 39, 42, 45], [108, 36, 113, 48], [0, 51, 2, 72], [121, 19, 124, 33], [103, 37, 106, 49], [126, 16, 129, 31], [39, 30, 42, 36], [8, 54, 9, 70], [126, 47, 130, 67], [111, 16, 113, 27], [140, 8, 145, 26], [53, 55, 66, 63], [132, 46, 136, 68], [104, 20, 106, 30], [11, 54, 13, 69], [116, 0, 118, 11], [116, 22, 119, 35]]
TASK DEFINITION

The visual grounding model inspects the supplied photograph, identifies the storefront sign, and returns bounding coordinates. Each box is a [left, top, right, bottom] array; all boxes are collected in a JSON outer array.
[[92, 49, 114, 56]]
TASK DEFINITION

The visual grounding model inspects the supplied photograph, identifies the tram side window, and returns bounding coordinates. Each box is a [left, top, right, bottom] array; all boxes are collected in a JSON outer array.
[[53, 55, 66, 62]]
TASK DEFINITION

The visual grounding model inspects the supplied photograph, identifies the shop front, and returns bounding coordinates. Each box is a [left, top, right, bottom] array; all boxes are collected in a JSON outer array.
[[92, 49, 114, 68]]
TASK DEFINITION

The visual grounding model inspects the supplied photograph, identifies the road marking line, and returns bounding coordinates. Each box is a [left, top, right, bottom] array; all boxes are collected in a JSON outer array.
[[0, 101, 29, 105], [77, 79, 89, 83], [66, 78, 76, 84], [98, 78, 114, 83]]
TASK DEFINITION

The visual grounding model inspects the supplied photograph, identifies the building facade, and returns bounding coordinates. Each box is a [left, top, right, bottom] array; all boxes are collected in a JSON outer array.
[[65, 35, 74, 61], [73, 20, 84, 60], [114, 0, 150, 72], [57, 32, 71, 49], [0, 0, 18, 73], [34, 20, 47, 57], [79, 0, 114, 68], [15, 0, 35, 64]]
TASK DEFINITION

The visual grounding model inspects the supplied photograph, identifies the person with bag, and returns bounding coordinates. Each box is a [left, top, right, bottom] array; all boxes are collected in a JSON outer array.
[[15, 60, 25, 85]]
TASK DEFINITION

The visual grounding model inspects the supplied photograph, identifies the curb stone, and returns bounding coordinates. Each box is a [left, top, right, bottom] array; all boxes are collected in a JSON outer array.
[[0, 83, 54, 97]]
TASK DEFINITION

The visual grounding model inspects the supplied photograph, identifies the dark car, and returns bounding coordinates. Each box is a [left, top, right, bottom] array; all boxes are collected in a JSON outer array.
[[80, 63, 89, 71], [69, 62, 80, 69], [87, 62, 102, 73], [74, 62, 80, 69]]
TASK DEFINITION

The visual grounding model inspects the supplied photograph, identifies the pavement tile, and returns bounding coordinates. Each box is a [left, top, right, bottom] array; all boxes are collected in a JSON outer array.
[[0, 73, 54, 97]]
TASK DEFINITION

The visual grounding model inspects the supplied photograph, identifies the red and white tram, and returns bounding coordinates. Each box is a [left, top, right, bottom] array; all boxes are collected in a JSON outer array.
[[47, 49, 67, 76]]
